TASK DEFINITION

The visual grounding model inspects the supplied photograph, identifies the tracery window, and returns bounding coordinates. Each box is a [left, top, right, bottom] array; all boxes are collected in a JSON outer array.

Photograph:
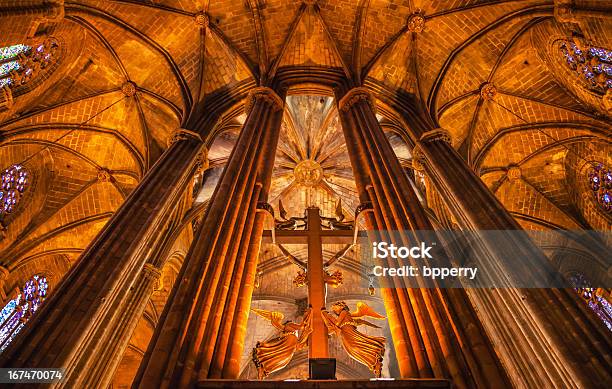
[[559, 40, 612, 93], [0, 164, 29, 216], [588, 162, 612, 213], [0, 275, 49, 352], [570, 273, 612, 332], [0, 41, 58, 90]]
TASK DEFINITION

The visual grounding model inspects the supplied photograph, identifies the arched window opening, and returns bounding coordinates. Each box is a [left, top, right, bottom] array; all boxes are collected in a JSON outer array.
[[559, 40, 612, 93], [570, 273, 612, 332], [0, 275, 49, 352], [0, 41, 58, 90], [0, 164, 30, 216], [587, 162, 612, 214]]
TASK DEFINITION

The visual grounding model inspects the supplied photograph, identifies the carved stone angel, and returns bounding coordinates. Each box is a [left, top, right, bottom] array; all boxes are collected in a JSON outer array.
[[321, 301, 386, 377], [251, 306, 313, 379]]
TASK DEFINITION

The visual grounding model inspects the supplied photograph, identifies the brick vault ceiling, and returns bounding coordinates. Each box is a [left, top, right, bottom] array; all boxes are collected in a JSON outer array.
[[1, 0, 611, 278]]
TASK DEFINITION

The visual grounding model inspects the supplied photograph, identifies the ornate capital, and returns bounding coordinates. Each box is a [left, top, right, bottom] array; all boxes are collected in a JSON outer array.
[[338, 87, 377, 114], [142, 263, 162, 282], [419, 128, 452, 144], [97, 168, 112, 182], [507, 166, 522, 181], [121, 81, 137, 97], [168, 128, 203, 147], [554, 0, 579, 24], [407, 12, 425, 33], [355, 201, 373, 217], [194, 12, 209, 29], [26, 1, 64, 38], [411, 144, 426, 172], [256, 201, 274, 217], [195, 148, 209, 174], [46, 0, 65, 21], [480, 82, 497, 101], [244, 87, 284, 115]]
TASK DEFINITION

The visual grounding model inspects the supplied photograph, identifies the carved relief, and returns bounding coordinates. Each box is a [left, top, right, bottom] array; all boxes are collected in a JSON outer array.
[[338, 87, 377, 114], [407, 13, 425, 33], [244, 87, 284, 115]]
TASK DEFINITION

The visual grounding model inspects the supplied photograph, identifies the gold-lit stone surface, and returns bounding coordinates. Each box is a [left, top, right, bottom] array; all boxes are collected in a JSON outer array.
[[0, 1, 609, 387], [293, 159, 323, 187]]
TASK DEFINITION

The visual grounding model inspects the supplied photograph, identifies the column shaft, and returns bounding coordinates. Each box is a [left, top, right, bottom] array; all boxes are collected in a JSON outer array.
[[336, 87, 510, 389], [133, 87, 285, 389], [211, 105, 282, 378], [414, 135, 612, 387], [0, 129, 206, 389]]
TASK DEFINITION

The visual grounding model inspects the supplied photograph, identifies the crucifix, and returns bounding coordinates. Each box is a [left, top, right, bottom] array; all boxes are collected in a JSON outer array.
[[253, 202, 387, 379], [261, 205, 354, 358]]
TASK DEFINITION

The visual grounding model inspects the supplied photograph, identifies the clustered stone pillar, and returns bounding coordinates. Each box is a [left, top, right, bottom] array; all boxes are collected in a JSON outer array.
[[335, 87, 511, 388], [411, 127, 612, 387], [132, 86, 285, 388], [0, 126, 206, 388]]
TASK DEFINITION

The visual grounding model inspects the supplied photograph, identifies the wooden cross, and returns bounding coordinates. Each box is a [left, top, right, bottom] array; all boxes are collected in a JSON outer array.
[[262, 206, 354, 358]]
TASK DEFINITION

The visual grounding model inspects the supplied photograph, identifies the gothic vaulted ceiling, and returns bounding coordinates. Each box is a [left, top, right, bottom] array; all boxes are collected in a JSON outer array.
[[0, 0, 610, 316], [0, 0, 611, 384]]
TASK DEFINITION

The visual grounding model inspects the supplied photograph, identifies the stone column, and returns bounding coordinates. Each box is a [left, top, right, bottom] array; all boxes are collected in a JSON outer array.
[[411, 127, 612, 387], [215, 110, 280, 378], [133, 87, 285, 388], [335, 87, 510, 388], [0, 126, 206, 389]]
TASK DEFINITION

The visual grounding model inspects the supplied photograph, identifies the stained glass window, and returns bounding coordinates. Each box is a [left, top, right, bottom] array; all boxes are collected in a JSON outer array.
[[0, 41, 58, 90], [559, 40, 612, 93], [0, 275, 49, 352], [0, 164, 29, 216], [588, 162, 612, 213], [570, 273, 612, 332], [0, 44, 29, 61]]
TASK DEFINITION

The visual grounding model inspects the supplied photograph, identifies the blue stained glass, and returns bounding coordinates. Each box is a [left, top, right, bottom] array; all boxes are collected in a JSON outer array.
[[1, 164, 29, 215], [0, 275, 48, 353], [0, 309, 22, 347], [0, 44, 29, 61], [0, 322, 24, 352], [561, 40, 612, 92], [0, 296, 20, 327], [0, 61, 20, 78], [589, 298, 612, 332], [36, 276, 48, 297], [0, 42, 57, 89]]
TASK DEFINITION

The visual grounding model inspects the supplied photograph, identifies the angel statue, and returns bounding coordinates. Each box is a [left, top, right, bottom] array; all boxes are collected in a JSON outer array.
[[251, 306, 313, 379], [321, 301, 386, 377]]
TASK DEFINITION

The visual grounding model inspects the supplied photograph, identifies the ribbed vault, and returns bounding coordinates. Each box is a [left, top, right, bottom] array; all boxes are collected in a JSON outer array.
[[0, 0, 610, 385]]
